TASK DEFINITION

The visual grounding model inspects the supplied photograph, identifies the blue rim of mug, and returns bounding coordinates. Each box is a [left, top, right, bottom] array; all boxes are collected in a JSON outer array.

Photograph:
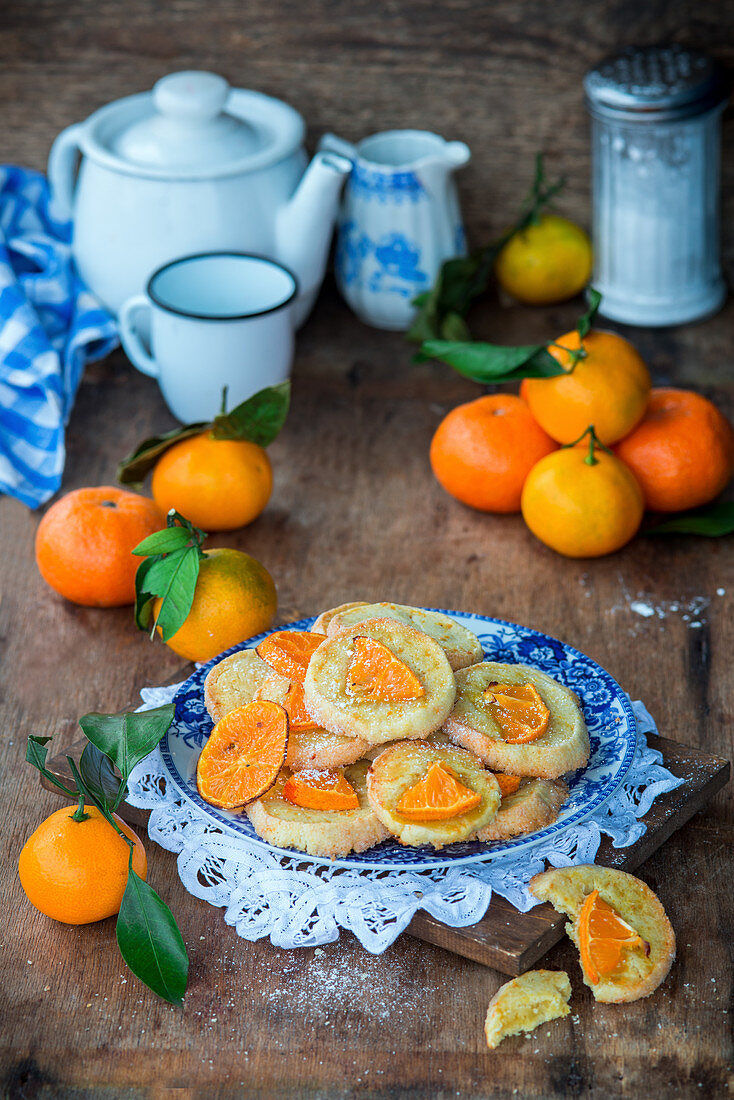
[[146, 251, 299, 322]]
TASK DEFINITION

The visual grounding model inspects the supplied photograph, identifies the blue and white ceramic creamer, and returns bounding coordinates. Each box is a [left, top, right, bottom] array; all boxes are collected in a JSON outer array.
[[319, 130, 470, 330]]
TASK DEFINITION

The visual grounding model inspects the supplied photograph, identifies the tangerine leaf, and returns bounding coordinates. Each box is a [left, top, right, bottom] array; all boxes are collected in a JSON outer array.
[[66, 754, 120, 832], [416, 340, 564, 383], [147, 546, 201, 642], [117, 866, 188, 1004], [644, 501, 734, 537], [577, 288, 602, 340], [210, 381, 290, 446], [134, 555, 160, 632], [132, 527, 192, 557], [25, 735, 78, 797], [117, 423, 207, 487], [79, 705, 175, 786], [79, 741, 123, 811]]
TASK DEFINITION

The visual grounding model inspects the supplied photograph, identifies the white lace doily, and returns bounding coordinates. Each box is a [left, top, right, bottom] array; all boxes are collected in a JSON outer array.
[[127, 686, 683, 954]]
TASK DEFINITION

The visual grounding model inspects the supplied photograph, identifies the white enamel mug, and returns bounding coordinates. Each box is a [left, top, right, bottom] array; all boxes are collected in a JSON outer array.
[[119, 252, 298, 422]]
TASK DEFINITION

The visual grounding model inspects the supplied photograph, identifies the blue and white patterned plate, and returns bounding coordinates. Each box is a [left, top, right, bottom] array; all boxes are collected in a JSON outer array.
[[160, 610, 637, 872]]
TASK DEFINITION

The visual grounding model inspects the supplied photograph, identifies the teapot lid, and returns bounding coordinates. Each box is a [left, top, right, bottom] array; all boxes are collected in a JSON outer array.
[[79, 71, 305, 179]]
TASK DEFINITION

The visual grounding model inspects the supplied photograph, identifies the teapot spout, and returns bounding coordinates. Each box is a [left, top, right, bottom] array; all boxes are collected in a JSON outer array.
[[276, 150, 352, 324]]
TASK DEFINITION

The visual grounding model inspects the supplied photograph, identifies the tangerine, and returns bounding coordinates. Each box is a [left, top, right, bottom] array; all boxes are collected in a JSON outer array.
[[35, 487, 165, 607], [495, 214, 593, 306], [577, 889, 649, 985], [196, 699, 288, 809], [346, 636, 425, 702], [614, 388, 734, 512], [256, 631, 326, 683], [152, 433, 272, 532], [521, 431, 644, 558], [430, 394, 557, 513], [521, 330, 651, 445], [156, 547, 277, 662], [18, 805, 147, 925], [483, 683, 550, 743], [396, 761, 481, 821], [282, 770, 360, 811]]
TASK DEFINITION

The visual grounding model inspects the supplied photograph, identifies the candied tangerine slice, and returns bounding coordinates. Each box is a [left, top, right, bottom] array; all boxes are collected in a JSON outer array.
[[257, 631, 326, 683], [493, 773, 522, 797], [282, 769, 360, 811], [196, 699, 288, 809], [578, 889, 650, 984], [281, 681, 320, 733], [483, 682, 550, 743], [397, 761, 481, 821], [346, 636, 425, 702]]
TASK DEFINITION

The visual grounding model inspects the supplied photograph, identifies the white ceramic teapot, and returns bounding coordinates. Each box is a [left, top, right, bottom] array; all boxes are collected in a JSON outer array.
[[48, 71, 351, 325]]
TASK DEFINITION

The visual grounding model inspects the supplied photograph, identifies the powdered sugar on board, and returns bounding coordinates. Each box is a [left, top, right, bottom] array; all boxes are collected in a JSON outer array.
[[577, 574, 727, 636]]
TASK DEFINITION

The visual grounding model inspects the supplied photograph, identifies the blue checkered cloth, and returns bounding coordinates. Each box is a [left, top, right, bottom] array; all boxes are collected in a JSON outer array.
[[0, 166, 118, 508]]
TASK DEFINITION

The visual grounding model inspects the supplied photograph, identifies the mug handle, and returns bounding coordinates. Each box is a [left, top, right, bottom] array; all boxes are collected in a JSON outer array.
[[118, 296, 159, 378]]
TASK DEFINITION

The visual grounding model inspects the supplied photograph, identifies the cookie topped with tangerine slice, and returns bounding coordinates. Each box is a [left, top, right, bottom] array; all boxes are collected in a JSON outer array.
[[367, 740, 501, 848], [324, 602, 483, 671], [474, 777, 569, 841], [245, 760, 389, 859], [304, 618, 456, 745], [444, 662, 589, 779], [204, 648, 274, 724]]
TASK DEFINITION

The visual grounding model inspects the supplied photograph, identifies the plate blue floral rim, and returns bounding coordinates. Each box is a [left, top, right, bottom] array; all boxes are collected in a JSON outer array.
[[160, 609, 638, 873]]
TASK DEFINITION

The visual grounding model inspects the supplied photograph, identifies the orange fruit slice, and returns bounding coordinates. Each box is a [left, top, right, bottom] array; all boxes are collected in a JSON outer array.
[[578, 889, 650, 984], [346, 636, 425, 702], [493, 773, 522, 797], [256, 631, 326, 683], [282, 769, 360, 811], [196, 699, 288, 809], [279, 681, 320, 733], [397, 761, 481, 821], [483, 682, 550, 743]]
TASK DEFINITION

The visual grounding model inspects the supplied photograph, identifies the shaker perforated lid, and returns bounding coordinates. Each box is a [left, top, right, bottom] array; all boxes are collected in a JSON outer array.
[[584, 44, 728, 122]]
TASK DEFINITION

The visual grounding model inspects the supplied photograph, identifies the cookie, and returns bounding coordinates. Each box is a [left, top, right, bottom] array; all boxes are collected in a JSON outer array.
[[367, 740, 501, 848], [475, 778, 569, 841], [444, 662, 589, 779], [254, 673, 369, 770], [325, 602, 483, 671], [204, 649, 273, 723], [245, 760, 389, 858], [529, 865, 676, 1003], [311, 601, 370, 634], [304, 618, 456, 745], [485, 970, 571, 1049]]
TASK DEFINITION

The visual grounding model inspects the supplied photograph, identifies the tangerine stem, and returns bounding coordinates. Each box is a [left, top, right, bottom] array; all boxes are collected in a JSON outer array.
[[71, 793, 90, 822], [561, 424, 612, 465]]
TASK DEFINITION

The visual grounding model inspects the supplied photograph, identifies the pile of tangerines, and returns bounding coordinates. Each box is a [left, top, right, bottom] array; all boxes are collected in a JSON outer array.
[[430, 326, 734, 558]]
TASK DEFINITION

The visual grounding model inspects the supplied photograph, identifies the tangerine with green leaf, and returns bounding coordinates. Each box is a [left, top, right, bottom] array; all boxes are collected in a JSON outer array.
[[151, 433, 273, 531], [35, 487, 165, 607], [18, 805, 147, 925], [495, 214, 593, 306], [521, 426, 644, 558], [521, 330, 651, 445]]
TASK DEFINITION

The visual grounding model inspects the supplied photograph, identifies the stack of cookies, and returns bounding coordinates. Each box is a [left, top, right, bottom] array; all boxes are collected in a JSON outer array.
[[199, 601, 591, 858]]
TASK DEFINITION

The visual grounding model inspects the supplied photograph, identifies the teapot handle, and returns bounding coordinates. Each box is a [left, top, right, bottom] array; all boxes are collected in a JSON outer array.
[[317, 133, 357, 162], [48, 123, 84, 220]]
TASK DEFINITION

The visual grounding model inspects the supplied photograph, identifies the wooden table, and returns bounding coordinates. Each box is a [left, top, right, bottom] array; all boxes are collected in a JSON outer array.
[[1, 3, 732, 1097]]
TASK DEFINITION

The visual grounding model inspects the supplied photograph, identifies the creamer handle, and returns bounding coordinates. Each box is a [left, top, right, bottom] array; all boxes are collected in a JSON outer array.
[[47, 123, 84, 220], [118, 296, 159, 378]]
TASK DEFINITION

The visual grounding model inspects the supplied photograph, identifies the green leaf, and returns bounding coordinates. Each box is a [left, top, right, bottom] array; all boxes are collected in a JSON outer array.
[[117, 423, 207, 487], [117, 867, 188, 1004], [644, 501, 734, 537], [146, 547, 201, 641], [66, 754, 121, 832], [79, 741, 123, 812], [78, 705, 175, 787], [416, 340, 565, 383], [25, 735, 78, 797], [210, 381, 291, 446], [132, 527, 193, 557], [577, 288, 602, 340], [134, 554, 159, 632]]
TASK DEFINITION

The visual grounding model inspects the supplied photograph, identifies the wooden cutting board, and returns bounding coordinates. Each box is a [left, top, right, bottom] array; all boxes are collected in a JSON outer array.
[[41, 713, 729, 978]]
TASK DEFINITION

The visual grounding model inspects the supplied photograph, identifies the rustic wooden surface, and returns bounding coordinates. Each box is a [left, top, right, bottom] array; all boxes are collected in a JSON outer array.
[[1, 2, 733, 1098], [41, 732, 731, 978]]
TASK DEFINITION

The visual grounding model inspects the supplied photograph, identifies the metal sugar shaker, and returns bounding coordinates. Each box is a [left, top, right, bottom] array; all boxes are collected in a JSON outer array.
[[584, 44, 728, 326]]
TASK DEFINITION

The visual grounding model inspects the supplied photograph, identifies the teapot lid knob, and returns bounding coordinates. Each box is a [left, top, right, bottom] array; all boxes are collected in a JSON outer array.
[[153, 71, 230, 122]]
